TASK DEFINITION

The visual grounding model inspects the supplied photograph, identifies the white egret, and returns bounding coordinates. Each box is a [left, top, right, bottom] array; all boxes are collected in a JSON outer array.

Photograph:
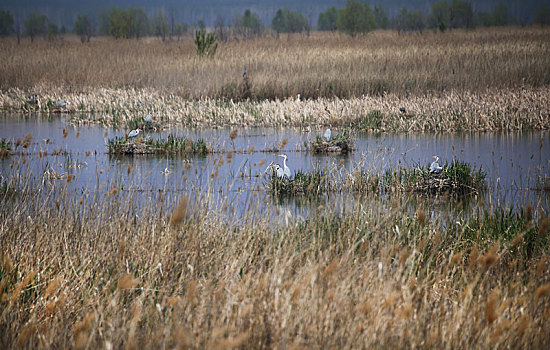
[[57, 100, 67, 108], [144, 113, 152, 123], [324, 128, 332, 142], [429, 155, 443, 174], [278, 154, 291, 179], [128, 129, 141, 138], [274, 164, 284, 179]]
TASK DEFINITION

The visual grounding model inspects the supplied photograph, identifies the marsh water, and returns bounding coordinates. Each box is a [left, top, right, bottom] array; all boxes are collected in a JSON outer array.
[[1, 114, 549, 221]]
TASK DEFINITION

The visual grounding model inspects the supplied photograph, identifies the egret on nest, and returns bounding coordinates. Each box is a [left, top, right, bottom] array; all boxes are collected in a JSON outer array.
[[278, 154, 291, 179], [429, 155, 443, 174], [128, 129, 141, 138], [324, 128, 332, 142]]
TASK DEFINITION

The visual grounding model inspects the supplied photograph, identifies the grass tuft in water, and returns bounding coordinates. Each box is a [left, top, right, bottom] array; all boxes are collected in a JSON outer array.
[[107, 135, 209, 155], [310, 131, 352, 154], [383, 160, 486, 195], [267, 169, 327, 196]]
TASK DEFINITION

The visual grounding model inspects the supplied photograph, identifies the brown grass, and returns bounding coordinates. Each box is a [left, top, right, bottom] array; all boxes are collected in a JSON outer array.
[[1, 174, 550, 348], [1, 28, 549, 98], [0, 28, 549, 130]]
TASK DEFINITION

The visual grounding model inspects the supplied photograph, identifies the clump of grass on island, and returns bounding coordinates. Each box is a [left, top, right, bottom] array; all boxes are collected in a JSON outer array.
[[107, 134, 208, 155], [266, 169, 328, 196], [310, 131, 352, 154], [383, 160, 486, 195]]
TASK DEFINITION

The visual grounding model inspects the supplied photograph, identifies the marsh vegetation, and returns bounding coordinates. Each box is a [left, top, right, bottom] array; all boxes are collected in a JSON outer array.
[[1, 165, 549, 348], [0, 24, 549, 349], [0, 28, 549, 130], [107, 135, 209, 155]]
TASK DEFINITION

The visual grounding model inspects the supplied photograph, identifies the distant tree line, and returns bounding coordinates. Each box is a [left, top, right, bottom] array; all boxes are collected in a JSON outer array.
[[0, 1, 549, 43], [318, 0, 550, 35]]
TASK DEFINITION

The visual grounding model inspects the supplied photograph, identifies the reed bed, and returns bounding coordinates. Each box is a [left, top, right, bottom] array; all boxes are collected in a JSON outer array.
[[384, 160, 487, 195], [1, 168, 549, 348], [310, 131, 352, 154], [265, 160, 485, 197], [107, 135, 209, 155], [1, 85, 549, 131], [266, 169, 328, 195], [0, 28, 549, 99], [0, 27, 549, 130]]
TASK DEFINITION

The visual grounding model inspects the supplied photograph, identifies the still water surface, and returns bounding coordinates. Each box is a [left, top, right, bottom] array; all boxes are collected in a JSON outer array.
[[1, 115, 548, 220]]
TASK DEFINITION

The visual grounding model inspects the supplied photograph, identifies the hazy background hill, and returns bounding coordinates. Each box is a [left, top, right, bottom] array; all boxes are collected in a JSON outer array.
[[2, 0, 548, 28]]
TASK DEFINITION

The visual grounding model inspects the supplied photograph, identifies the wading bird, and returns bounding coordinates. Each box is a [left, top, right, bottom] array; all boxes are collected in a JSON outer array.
[[144, 113, 152, 123], [278, 154, 291, 179], [264, 162, 284, 178], [128, 129, 141, 138], [324, 128, 332, 142], [430, 155, 443, 174], [57, 100, 67, 108], [274, 164, 285, 178]]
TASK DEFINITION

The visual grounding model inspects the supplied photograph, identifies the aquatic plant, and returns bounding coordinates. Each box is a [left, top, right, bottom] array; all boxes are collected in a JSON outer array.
[[383, 160, 486, 195], [1, 166, 549, 348], [0, 139, 11, 158], [107, 135, 209, 155], [310, 131, 352, 154], [266, 169, 327, 196]]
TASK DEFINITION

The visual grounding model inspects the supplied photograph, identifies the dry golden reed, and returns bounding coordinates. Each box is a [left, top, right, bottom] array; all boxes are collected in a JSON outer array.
[[450, 252, 463, 267], [486, 289, 500, 326], [517, 315, 530, 335], [117, 274, 139, 290], [416, 208, 426, 226], [534, 283, 550, 299], [539, 217, 549, 237], [536, 255, 547, 277], [480, 244, 499, 268], [10, 271, 36, 303], [44, 277, 62, 297], [16, 323, 36, 347], [73, 312, 95, 350]]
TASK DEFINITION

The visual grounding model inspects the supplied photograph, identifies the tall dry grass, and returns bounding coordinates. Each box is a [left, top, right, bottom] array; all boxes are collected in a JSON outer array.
[[1, 167, 549, 348], [0, 27, 549, 99], [1, 85, 548, 131]]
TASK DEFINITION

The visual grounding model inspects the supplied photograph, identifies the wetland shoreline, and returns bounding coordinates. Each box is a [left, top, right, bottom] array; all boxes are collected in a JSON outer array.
[[1, 85, 549, 131]]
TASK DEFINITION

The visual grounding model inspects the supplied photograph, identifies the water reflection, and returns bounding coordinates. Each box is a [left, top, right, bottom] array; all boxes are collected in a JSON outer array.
[[1, 114, 548, 222]]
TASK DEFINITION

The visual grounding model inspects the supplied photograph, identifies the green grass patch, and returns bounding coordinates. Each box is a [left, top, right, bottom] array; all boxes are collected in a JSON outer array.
[[383, 160, 486, 195], [353, 110, 384, 131], [107, 134, 209, 155], [266, 169, 327, 196], [460, 208, 549, 260], [310, 131, 352, 154]]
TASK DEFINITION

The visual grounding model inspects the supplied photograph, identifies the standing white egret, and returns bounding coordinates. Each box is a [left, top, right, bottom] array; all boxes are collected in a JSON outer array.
[[278, 154, 291, 179], [274, 164, 285, 178], [324, 128, 332, 142], [429, 155, 443, 174], [264, 162, 284, 179], [144, 113, 152, 123], [128, 129, 141, 138]]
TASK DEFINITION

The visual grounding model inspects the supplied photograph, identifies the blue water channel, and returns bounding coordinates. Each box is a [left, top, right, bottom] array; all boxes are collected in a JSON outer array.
[[1, 114, 549, 221]]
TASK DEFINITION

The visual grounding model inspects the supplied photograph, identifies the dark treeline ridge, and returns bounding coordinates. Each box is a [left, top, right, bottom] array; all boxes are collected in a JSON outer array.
[[0, 0, 549, 42]]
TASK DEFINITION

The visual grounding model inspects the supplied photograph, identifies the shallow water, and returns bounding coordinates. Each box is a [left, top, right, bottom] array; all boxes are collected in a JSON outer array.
[[1, 114, 549, 220]]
